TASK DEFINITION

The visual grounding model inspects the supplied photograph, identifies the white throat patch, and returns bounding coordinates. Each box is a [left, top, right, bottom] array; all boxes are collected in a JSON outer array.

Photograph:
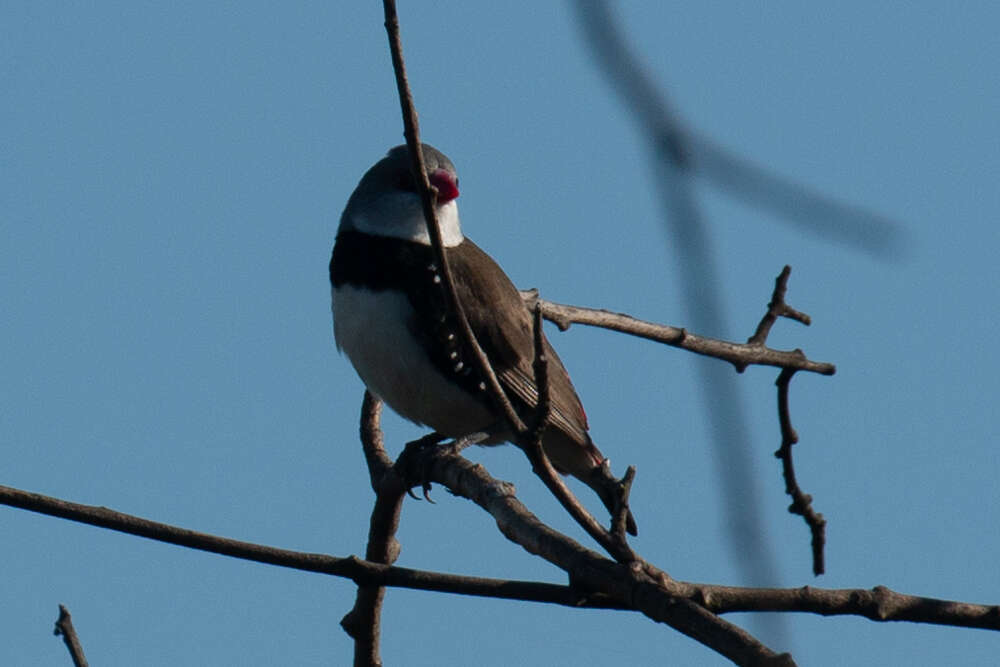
[[347, 197, 464, 248]]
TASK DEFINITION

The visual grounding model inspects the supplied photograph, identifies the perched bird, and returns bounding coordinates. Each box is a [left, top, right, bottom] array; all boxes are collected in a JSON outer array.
[[330, 144, 635, 534]]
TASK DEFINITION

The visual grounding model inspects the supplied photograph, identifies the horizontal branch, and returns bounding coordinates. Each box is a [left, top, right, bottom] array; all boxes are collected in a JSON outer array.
[[0, 483, 622, 609], [525, 292, 835, 376], [3, 482, 997, 631], [689, 583, 1000, 630]]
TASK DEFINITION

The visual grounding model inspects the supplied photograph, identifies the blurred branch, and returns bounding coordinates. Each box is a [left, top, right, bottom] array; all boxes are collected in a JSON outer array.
[[574, 1, 786, 612], [54, 605, 89, 667], [571, 1, 905, 256]]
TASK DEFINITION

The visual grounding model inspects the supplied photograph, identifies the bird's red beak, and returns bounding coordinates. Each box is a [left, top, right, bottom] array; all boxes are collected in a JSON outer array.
[[428, 168, 459, 203]]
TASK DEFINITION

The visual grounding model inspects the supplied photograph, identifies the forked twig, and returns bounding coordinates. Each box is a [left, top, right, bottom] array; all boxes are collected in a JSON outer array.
[[745, 266, 827, 574]]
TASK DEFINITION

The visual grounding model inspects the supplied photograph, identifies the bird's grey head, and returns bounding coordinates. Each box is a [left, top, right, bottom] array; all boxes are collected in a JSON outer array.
[[340, 143, 464, 247]]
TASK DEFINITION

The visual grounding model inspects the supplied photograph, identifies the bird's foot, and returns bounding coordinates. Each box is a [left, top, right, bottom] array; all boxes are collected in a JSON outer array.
[[397, 431, 489, 502], [398, 432, 447, 502], [445, 430, 490, 455]]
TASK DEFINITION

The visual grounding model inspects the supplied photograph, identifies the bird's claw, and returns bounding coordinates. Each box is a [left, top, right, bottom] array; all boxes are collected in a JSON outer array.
[[397, 430, 489, 502], [398, 432, 446, 501]]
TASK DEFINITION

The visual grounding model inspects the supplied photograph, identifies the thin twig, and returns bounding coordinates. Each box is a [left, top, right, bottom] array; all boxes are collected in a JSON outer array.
[[528, 300, 551, 444], [382, 0, 526, 436], [525, 419, 636, 562], [517, 296, 636, 560], [525, 290, 834, 376], [742, 266, 827, 574], [54, 605, 89, 667], [775, 369, 826, 575], [611, 466, 637, 541], [382, 0, 629, 562], [748, 266, 810, 346]]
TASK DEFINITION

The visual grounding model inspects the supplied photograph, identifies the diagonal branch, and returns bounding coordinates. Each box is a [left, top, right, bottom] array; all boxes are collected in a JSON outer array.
[[397, 446, 793, 665], [382, 0, 526, 436], [382, 0, 631, 560]]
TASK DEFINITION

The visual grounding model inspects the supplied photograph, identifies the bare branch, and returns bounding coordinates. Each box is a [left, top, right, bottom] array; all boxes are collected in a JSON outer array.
[[517, 296, 636, 561], [358, 390, 392, 490], [775, 369, 826, 575], [341, 394, 406, 666], [397, 446, 792, 665], [3, 483, 997, 631], [741, 266, 827, 574], [748, 266, 811, 346], [684, 583, 1000, 630], [54, 605, 89, 667], [611, 466, 637, 541], [571, 1, 905, 258], [525, 291, 835, 376]]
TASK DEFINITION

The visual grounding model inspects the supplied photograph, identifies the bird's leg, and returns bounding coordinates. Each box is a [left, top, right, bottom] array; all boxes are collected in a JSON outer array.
[[442, 429, 492, 455]]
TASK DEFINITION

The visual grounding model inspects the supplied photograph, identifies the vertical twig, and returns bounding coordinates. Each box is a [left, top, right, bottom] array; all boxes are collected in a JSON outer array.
[[775, 369, 827, 575], [522, 298, 636, 561], [747, 266, 827, 575], [54, 605, 89, 667], [341, 393, 406, 667]]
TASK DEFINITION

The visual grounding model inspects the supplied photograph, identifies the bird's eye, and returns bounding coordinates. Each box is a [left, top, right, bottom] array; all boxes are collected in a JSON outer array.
[[395, 172, 416, 192]]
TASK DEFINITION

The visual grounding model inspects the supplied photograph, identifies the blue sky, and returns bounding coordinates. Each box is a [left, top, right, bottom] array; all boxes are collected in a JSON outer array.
[[3, 3, 999, 665]]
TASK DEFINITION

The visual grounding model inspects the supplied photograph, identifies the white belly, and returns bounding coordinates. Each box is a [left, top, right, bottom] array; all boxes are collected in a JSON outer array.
[[332, 285, 495, 436]]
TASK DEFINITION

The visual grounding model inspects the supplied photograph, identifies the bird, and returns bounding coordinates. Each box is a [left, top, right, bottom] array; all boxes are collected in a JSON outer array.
[[330, 143, 636, 535]]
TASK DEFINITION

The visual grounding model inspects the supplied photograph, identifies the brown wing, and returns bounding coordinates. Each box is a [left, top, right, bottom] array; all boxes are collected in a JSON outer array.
[[447, 240, 591, 446]]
